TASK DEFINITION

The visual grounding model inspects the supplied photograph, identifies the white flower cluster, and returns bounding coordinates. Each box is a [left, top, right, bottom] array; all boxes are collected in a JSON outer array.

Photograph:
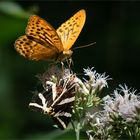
[[86, 84, 140, 140], [72, 67, 110, 123], [77, 67, 110, 95], [102, 84, 140, 123]]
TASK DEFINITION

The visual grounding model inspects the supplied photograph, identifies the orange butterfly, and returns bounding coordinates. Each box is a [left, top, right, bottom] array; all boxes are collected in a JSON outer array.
[[14, 9, 86, 63]]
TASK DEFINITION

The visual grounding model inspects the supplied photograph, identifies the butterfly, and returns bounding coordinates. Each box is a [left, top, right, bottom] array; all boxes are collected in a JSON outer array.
[[14, 9, 86, 63], [29, 66, 76, 129]]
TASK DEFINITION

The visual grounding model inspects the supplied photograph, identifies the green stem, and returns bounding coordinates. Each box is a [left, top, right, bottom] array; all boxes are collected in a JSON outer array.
[[71, 121, 81, 140], [75, 123, 81, 140]]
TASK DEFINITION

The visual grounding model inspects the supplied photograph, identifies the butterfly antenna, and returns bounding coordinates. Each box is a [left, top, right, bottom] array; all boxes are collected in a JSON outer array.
[[73, 42, 96, 50]]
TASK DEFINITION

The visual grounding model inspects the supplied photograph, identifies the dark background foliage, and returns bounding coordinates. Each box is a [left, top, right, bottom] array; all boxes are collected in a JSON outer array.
[[0, 0, 140, 139]]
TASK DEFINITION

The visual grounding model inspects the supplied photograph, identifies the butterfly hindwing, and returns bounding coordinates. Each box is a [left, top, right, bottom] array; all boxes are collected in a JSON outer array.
[[15, 35, 59, 60]]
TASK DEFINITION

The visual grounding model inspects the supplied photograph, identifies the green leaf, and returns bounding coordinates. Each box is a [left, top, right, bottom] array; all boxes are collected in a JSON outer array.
[[0, 1, 36, 18]]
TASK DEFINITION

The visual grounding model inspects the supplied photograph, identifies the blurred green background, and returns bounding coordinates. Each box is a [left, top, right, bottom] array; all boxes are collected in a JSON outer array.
[[0, 0, 140, 139]]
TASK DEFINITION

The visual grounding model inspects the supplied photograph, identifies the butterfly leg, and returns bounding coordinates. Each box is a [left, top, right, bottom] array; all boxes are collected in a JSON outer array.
[[66, 58, 73, 68], [61, 61, 64, 74]]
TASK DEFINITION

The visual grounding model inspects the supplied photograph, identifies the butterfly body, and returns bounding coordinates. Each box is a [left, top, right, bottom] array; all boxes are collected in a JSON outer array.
[[55, 50, 73, 62], [15, 9, 86, 63]]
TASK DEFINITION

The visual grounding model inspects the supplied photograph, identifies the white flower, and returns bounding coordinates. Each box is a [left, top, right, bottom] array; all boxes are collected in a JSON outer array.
[[86, 85, 140, 140], [83, 67, 96, 83], [78, 67, 110, 95], [94, 72, 110, 91], [103, 84, 140, 122]]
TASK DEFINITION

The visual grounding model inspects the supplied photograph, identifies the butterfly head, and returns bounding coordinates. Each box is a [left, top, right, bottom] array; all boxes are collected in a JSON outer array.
[[56, 50, 73, 62]]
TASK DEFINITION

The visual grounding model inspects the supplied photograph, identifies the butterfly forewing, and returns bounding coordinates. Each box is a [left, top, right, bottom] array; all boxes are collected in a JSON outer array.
[[26, 15, 63, 52], [56, 9, 86, 50], [15, 35, 59, 60]]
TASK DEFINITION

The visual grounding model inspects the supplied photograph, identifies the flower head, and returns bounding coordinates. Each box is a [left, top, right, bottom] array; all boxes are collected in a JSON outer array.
[[78, 67, 110, 94], [72, 67, 109, 122], [29, 66, 110, 131], [102, 84, 140, 123], [86, 84, 140, 139]]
